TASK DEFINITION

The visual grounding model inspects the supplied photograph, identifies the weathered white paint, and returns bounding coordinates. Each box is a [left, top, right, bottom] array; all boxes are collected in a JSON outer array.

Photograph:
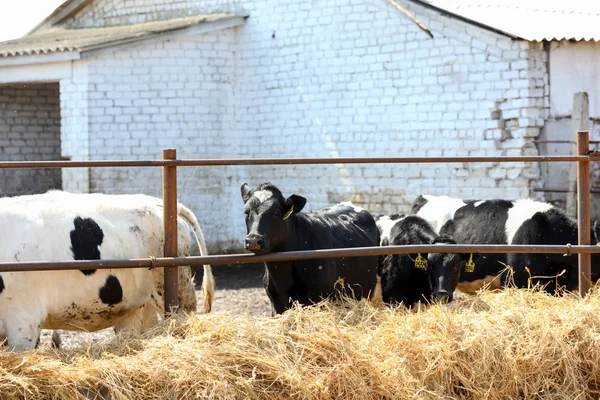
[[0, 60, 72, 83], [505, 199, 553, 244], [80, 16, 246, 60], [0, 52, 80, 68], [549, 41, 600, 118]]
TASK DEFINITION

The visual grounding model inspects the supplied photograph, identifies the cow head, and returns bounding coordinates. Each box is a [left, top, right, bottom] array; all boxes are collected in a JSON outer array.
[[240, 182, 307, 254], [426, 236, 478, 302]]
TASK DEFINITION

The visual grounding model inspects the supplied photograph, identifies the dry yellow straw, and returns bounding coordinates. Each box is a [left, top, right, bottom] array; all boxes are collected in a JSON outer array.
[[1, 286, 600, 399]]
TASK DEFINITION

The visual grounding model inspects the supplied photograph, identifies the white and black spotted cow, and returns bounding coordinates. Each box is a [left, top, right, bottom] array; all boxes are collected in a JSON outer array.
[[412, 194, 600, 300], [410, 194, 475, 233], [241, 183, 381, 315], [0, 191, 214, 351], [375, 214, 474, 304]]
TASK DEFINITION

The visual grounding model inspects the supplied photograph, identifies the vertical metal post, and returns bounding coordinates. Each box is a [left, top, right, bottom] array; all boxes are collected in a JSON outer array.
[[577, 131, 591, 297], [162, 149, 179, 314]]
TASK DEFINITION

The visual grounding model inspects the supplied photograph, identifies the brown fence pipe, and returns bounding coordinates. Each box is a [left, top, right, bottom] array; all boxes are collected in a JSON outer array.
[[534, 140, 600, 144], [162, 149, 179, 314], [534, 187, 600, 194], [0, 156, 600, 169], [149, 244, 600, 266], [134, 155, 600, 165], [0, 160, 168, 168], [0, 244, 599, 272], [577, 131, 592, 297]]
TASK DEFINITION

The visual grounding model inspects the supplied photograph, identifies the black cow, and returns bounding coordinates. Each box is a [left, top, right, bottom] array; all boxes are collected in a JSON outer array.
[[377, 214, 473, 304], [423, 197, 600, 300], [241, 182, 380, 315]]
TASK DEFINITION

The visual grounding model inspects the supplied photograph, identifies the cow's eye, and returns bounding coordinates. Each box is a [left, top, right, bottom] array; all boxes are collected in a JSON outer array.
[[273, 211, 281, 219]]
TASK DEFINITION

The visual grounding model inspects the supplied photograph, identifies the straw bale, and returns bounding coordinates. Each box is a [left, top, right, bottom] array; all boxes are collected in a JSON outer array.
[[2, 286, 600, 399]]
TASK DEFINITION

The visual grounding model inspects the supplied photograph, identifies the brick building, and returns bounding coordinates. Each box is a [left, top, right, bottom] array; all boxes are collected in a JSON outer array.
[[0, 0, 599, 251]]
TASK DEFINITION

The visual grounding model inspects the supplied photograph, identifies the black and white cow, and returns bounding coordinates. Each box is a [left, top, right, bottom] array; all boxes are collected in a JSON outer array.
[[411, 194, 475, 233], [412, 194, 600, 300], [376, 214, 473, 305], [241, 182, 380, 315], [0, 191, 214, 351], [375, 214, 405, 246]]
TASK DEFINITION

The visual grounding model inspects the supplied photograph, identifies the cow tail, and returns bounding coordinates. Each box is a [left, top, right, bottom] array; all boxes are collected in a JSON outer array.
[[177, 204, 215, 313]]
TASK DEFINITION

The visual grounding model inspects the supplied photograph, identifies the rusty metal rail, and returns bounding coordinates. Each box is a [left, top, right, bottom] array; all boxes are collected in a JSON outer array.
[[0, 155, 599, 169], [534, 187, 600, 194], [0, 131, 598, 311], [534, 139, 600, 145], [0, 244, 598, 273]]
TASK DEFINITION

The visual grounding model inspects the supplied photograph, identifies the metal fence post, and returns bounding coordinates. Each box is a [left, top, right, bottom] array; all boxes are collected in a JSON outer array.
[[577, 131, 591, 297], [162, 149, 179, 314]]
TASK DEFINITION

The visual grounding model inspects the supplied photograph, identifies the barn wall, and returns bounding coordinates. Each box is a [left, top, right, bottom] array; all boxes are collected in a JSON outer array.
[[549, 41, 600, 119], [66, 0, 548, 251], [0, 83, 62, 197], [81, 28, 239, 249], [60, 61, 91, 193], [539, 41, 600, 218]]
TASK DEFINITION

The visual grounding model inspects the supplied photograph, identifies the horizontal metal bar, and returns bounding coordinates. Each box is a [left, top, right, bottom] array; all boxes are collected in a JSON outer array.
[[1, 155, 600, 169], [533, 187, 600, 194], [0, 160, 167, 168], [173, 156, 598, 166], [0, 244, 598, 272], [534, 140, 600, 144]]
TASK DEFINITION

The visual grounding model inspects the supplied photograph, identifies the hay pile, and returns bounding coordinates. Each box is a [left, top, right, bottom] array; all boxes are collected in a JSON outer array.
[[2, 288, 600, 399]]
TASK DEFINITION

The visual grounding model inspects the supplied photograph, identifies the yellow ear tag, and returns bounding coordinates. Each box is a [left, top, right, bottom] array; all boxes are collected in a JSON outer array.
[[414, 253, 427, 269], [465, 253, 475, 273], [282, 205, 294, 220]]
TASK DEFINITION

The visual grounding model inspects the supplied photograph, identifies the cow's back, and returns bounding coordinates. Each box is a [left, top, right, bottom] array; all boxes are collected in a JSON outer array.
[[286, 203, 379, 301], [300, 203, 378, 249], [411, 194, 470, 234]]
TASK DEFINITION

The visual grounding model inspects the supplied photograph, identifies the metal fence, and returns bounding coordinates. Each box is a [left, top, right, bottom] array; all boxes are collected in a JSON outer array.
[[0, 131, 597, 313]]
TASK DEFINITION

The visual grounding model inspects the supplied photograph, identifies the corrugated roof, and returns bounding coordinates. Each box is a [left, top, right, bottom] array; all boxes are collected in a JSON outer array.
[[0, 13, 239, 57], [414, 0, 600, 41]]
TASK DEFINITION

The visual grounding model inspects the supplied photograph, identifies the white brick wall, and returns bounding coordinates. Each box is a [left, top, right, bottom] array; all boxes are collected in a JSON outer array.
[[59, 0, 549, 251], [60, 61, 91, 193], [0, 83, 62, 196], [81, 29, 239, 248]]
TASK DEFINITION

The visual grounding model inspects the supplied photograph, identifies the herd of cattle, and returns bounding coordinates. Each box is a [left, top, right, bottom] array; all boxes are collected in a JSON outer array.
[[0, 183, 596, 351], [241, 182, 600, 313]]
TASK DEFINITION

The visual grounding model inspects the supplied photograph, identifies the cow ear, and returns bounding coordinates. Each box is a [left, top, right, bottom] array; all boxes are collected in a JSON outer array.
[[241, 183, 251, 202], [285, 194, 306, 215]]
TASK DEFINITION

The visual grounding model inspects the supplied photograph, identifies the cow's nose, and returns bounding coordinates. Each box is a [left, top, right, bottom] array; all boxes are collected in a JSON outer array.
[[245, 235, 264, 252], [434, 290, 452, 303]]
